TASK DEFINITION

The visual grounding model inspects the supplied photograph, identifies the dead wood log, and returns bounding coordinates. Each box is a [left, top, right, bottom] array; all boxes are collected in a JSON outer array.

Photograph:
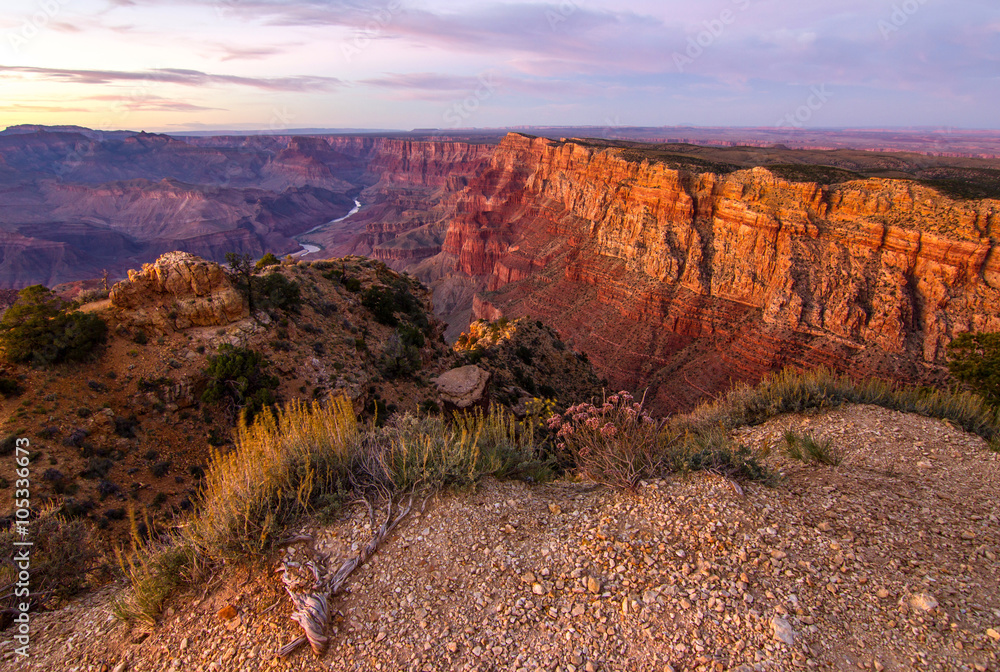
[[276, 496, 413, 658]]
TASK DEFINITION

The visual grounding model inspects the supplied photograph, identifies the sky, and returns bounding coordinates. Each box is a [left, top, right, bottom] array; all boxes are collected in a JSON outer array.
[[0, 0, 997, 132]]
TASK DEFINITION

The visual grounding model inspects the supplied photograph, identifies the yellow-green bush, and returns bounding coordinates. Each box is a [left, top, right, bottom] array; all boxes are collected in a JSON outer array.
[[686, 367, 1000, 445]]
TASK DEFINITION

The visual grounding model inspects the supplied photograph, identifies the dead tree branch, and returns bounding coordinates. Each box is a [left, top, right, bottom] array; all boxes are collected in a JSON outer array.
[[276, 495, 413, 658]]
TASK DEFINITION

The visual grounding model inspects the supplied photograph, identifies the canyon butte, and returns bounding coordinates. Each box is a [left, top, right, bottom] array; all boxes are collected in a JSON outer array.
[[3, 125, 1000, 412]]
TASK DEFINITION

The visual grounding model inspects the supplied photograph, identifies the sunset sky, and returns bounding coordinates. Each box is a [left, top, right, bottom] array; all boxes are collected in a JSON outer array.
[[1, 0, 997, 132]]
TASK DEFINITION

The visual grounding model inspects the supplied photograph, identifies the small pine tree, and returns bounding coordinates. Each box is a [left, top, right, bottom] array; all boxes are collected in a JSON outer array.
[[201, 345, 279, 423], [255, 253, 280, 270]]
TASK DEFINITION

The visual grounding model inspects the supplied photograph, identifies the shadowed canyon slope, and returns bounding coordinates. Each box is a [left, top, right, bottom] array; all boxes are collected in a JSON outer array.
[[434, 134, 1000, 411]]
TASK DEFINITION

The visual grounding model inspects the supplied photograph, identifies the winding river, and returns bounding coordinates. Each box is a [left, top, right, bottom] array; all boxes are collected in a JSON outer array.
[[291, 198, 362, 258]]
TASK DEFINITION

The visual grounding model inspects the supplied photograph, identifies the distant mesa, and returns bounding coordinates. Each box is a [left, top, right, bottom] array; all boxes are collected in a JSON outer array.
[[0, 124, 136, 140]]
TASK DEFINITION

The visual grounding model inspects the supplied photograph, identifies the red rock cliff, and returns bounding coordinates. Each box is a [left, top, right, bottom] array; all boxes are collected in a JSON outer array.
[[443, 134, 1000, 411]]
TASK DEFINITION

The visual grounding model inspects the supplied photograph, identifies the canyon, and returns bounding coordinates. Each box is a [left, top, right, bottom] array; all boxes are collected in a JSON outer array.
[[4, 126, 1000, 409], [433, 134, 1000, 411], [0, 128, 489, 288]]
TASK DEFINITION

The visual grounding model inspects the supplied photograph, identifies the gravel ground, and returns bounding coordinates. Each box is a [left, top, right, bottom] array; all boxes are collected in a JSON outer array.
[[2, 404, 999, 672]]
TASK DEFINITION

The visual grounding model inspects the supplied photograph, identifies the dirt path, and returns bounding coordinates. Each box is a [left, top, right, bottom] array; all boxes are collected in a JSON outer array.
[[2, 404, 998, 672]]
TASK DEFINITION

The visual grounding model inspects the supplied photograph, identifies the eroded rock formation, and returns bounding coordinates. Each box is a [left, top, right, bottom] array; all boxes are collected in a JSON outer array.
[[110, 251, 246, 329]]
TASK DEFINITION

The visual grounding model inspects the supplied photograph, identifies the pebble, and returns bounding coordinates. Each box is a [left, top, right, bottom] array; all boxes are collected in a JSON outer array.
[[217, 605, 238, 620], [771, 616, 796, 647]]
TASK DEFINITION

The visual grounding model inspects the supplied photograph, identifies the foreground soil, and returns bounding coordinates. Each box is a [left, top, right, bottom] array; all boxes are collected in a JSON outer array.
[[2, 404, 999, 672]]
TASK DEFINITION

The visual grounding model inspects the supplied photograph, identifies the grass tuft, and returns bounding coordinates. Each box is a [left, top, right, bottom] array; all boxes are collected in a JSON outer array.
[[111, 507, 196, 625], [369, 407, 538, 492], [185, 395, 358, 560], [783, 430, 842, 466]]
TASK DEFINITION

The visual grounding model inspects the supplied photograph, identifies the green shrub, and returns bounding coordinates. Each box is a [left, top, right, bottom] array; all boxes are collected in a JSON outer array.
[[379, 332, 421, 379], [256, 272, 301, 313], [133, 330, 148, 345], [362, 286, 399, 326], [0, 285, 107, 366], [948, 332, 1000, 405], [399, 323, 425, 348], [201, 345, 279, 423], [461, 348, 485, 365], [783, 430, 842, 465], [81, 457, 113, 479], [361, 281, 428, 330], [150, 461, 171, 478], [674, 427, 771, 483], [114, 415, 139, 439], [0, 435, 17, 456], [0, 375, 22, 397], [255, 252, 280, 270], [137, 376, 171, 393]]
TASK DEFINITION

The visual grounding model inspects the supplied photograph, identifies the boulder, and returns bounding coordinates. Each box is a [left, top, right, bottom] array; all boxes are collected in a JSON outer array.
[[434, 365, 490, 408]]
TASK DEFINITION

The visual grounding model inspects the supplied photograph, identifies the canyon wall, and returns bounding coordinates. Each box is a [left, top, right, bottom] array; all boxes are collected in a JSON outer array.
[[8, 126, 1000, 411], [441, 134, 1000, 411]]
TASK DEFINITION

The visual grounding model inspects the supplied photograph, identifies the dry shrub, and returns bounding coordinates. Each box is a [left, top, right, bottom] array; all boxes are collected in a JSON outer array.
[[369, 407, 537, 492], [688, 367, 1000, 446], [0, 502, 98, 625], [186, 395, 358, 560], [547, 391, 661, 489]]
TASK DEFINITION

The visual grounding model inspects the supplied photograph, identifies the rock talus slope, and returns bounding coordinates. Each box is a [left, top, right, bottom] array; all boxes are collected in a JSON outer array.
[[440, 134, 1000, 411]]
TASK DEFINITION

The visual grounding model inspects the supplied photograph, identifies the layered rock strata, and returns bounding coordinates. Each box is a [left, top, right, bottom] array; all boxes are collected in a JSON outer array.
[[442, 134, 1000, 411]]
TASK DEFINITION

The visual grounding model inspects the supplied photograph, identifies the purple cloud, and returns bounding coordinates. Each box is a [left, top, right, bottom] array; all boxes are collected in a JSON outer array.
[[0, 65, 342, 92]]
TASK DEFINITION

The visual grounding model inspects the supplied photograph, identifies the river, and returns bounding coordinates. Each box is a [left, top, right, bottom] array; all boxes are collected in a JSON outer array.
[[291, 198, 362, 257]]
